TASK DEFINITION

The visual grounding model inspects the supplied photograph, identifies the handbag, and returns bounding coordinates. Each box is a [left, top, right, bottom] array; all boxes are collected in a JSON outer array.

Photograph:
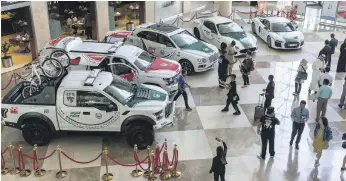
[[297, 65, 307, 80]]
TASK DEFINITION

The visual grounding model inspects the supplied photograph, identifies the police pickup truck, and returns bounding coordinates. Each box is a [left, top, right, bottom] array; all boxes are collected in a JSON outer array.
[[1, 69, 175, 149]]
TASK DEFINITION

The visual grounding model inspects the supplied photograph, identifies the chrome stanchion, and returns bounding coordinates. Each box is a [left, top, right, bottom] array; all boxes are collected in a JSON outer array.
[[34, 144, 46, 177], [102, 147, 113, 181], [55, 145, 67, 178], [131, 144, 143, 177], [143, 146, 152, 178], [18, 144, 31, 177], [9, 144, 20, 175]]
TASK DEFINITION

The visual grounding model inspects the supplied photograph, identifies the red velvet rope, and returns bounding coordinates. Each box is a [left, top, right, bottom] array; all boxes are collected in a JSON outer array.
[[17, 150, 25, 170], [38, 150, 56, 160], [1, 74, 14, 91], [180, 14, 196, 22], [61, 151, 102, 164], [134, 152, 150, 171], [1, 153, 5, 169], [170, 17, 179, 25], [107, 153, 149, 167], [1, 147, 8, 155]]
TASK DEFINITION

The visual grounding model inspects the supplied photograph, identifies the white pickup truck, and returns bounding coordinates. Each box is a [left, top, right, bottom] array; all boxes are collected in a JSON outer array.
[[1, 69, 175, 149]]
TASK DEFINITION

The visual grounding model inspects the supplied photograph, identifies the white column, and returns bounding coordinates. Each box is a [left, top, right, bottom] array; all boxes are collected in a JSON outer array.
[[183, 1, 191, 14], [30, 1, 50, 53], [216, 1, 232, 17], [145, 1, 155, 23], [95, 1, 110, 41]]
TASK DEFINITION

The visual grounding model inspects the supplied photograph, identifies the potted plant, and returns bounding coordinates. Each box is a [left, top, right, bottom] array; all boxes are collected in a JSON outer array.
[[125, 7, 135, 31], [1, 41, 13, 68]]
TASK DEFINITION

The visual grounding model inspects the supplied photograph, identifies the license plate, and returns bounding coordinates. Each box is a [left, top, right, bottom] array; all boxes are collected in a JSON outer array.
[[289, 44, 297, 47]]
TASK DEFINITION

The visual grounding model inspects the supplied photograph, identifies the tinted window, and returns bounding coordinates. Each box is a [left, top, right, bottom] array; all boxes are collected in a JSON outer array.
[[272, 22, 296, 32], [137, 31, 157, 42], [63, 90, 115, 109], [158, 34, 175, 47], [170, 30, 199, 48], [134, 51, 156, 71], [217, 22, 246, 39], [204, 21, 217, 32]]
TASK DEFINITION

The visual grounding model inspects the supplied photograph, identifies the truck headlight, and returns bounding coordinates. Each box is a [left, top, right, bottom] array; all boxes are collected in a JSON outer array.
[[163, 77, 175, 85], [154, 110, 163, 120]]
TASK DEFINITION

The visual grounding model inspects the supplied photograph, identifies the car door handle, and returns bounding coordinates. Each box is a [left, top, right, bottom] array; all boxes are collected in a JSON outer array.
[[83, 112, 90, 115]]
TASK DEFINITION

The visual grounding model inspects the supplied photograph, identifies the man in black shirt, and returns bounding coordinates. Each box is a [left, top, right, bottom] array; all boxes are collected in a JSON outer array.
[[263, 75, 275, 113], [257, 107, 280, 160], [319, 40, 332, 67], [221, 74, 240, 115]]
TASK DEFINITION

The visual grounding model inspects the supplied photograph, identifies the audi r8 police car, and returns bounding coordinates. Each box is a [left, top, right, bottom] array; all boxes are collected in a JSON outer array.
[[192, 16, 258, 55], [252, 15, 304, 49], [122, 23, 219, 75]]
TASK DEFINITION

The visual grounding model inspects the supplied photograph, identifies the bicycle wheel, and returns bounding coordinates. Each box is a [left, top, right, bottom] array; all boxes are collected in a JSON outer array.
[[22, 85, 38, 99], [42, 58, 63, 79], [50, 49, 70, 68]]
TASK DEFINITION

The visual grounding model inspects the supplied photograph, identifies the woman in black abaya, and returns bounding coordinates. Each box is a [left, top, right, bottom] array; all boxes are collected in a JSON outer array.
[[336, 39, 346, 72]]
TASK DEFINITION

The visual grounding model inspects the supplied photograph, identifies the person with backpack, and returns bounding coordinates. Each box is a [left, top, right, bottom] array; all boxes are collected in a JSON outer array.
[[263, 75, 275, 113], [218, 44, 229, 88], [209, 137, 227, 181], [221, 74, 240, 115], [293, 59, 308, 96], [313, 117, 333, 167], [257, 107, 280, 160], [240, 51, 254, 88]]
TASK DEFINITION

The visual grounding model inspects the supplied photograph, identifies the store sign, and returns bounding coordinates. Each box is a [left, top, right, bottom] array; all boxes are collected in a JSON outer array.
[[337, 1, 346, 23], [321, 1, 339, 21]]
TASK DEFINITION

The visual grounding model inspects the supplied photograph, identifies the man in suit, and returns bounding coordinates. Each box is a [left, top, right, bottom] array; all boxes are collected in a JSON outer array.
[[329, 33, 338, 55]]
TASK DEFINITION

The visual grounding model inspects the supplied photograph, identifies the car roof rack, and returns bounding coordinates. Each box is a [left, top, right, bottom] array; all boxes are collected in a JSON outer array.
[[84, 69, 101, 86]]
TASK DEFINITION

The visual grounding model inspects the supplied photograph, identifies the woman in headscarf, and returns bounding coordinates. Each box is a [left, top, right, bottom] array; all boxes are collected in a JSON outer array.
[[218, 44, 229, 88], [336, 39, 346, 72], [309, 55, 325, 94], [210, 137, 227, 181], [293, 59, 308, 96]]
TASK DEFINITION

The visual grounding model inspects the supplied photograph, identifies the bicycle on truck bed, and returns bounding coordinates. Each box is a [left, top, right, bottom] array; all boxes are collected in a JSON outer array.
[[21, 54, 64, 99]]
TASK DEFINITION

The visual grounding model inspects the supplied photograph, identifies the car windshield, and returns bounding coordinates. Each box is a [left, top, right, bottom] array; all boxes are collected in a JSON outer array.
[[104, 75, 136, 104], [217, 22, 246, 39], [272, 22, 296, 32], [170, 30, 198, 48], [134, 51, 156, 71]]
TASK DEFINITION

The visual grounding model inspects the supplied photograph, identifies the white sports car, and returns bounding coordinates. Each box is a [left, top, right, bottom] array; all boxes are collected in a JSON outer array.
[[192, 16, 258, 55], [252, 15, 304, 49]]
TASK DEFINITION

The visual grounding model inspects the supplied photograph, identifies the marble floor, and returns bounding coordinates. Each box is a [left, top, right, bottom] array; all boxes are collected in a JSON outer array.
[[1, 1, 346, 181]]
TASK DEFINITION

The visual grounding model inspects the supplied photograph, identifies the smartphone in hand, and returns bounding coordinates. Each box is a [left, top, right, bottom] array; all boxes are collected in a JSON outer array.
[[215, 137, 223, 142]]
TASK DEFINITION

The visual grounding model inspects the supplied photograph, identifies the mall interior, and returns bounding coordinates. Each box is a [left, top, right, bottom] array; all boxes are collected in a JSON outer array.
[[1, 1, 346, 181]]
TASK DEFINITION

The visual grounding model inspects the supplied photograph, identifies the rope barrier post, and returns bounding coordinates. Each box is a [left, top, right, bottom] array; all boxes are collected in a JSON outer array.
[[1, 146, 9, 175], [55, 145, 67, 179], [143, 145, 152, 178], [9, 144, 20, 175], [148, 151, 157, 181], [102, 147, 113, 181], [33, 144, 46, 177], [247, 10, 252, 24], [18, 144, 31, 177], [154, 143, 162, 174], [160, 147, 171, 180], [171, 144, 181, 178], [131, 144, 142, 177]]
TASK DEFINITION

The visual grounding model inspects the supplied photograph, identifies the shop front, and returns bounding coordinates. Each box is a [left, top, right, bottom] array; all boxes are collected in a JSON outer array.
[[47, 1, 97, 40], [1, 1, 35, 72], [108, 1, 144, 31]]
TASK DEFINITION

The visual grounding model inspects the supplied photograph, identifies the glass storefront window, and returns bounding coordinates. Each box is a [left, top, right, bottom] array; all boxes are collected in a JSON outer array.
[[109, 1, 141, 31]]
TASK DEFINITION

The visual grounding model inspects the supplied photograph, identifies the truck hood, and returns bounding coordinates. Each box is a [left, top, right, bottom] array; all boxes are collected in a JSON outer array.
[[182, 41, 217, 57], [126, 84, 168, 108], [145, 57, 180, 77]]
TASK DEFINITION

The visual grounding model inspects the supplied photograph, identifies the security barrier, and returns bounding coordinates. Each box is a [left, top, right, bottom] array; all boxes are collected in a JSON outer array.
[[1, 139, 180, 181]]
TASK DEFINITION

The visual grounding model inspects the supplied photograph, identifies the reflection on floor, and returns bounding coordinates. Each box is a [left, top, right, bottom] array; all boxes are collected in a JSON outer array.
[[1, 1, 346, 181], [1, 33, 32, 73]]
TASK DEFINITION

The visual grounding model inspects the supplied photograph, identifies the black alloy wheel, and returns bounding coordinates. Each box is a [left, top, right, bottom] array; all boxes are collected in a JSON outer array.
[[267, 36, 272, 48], [126, 124, 154, 149], [194, 28, 201, 39], [180, 59, 194, 76], [22, 120, 51, 146]]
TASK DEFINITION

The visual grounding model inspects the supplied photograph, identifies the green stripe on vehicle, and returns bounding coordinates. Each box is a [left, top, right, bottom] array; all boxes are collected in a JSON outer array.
[[182, 41, 214, 53], [126, 87, 167, 107]]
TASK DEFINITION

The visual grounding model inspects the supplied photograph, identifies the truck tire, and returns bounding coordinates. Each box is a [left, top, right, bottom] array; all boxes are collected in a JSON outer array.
[[22, 120, 52, 146], [125, 123, 154, 149]]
